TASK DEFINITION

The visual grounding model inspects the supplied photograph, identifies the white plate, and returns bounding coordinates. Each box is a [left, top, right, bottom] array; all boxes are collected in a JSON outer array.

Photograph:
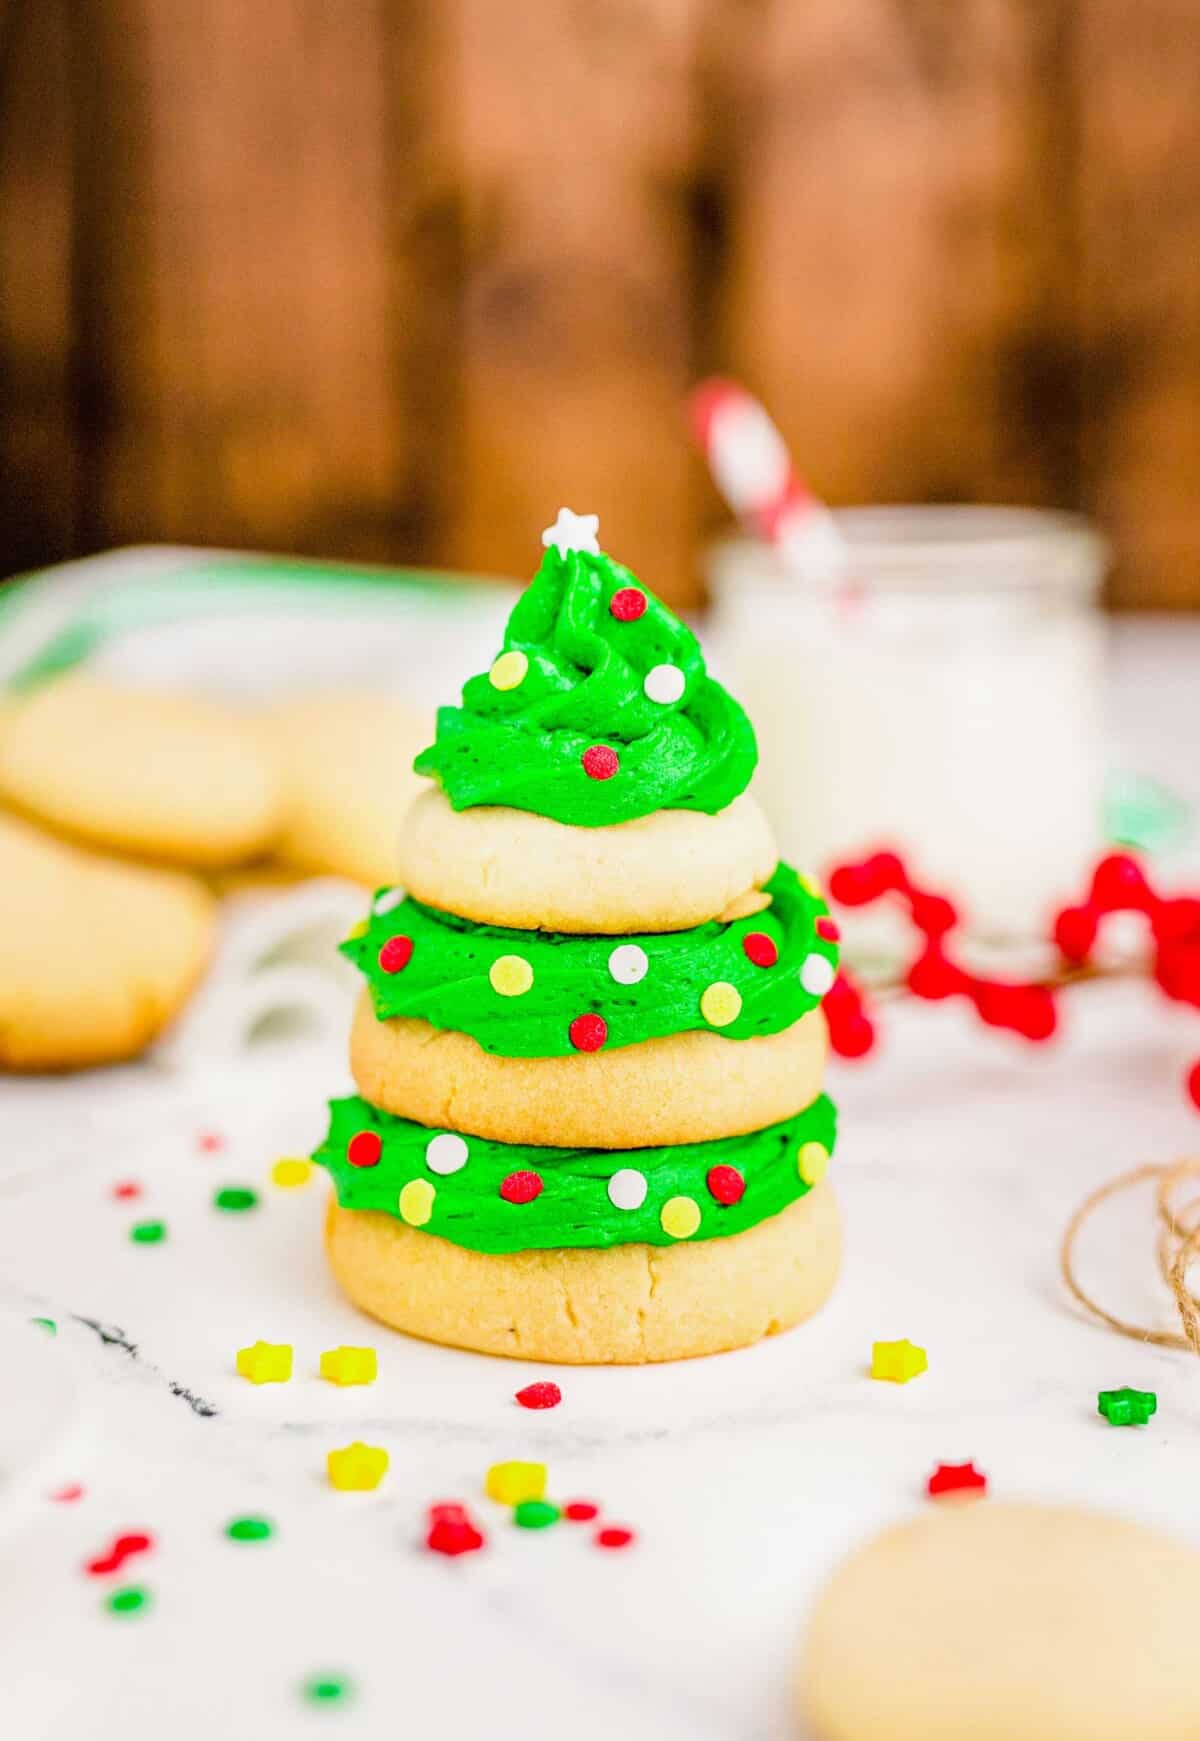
[[0, 1317, 87, 1531]]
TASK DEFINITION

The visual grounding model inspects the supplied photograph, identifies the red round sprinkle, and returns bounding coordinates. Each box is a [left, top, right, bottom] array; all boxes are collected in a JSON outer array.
[[499, 1170, 544, 1204], [706, 1164, 745, 1206], [112, 1181, 142, 1201], [515, 1381, 561, 1410], [815, 916, 841, 942], [596, 1526, 635, 1549], [564, 1501, 599, 1522], [742, 931, 778, 968], [50, 1483, 85, 1504], [569, 1012, 608, 1052], [347, 1130, 382, 1168], [609, 587, 647, 622], [378, 934, 414, 974], [197, 1130, 224, 1153], [582, 744, 619, 781]]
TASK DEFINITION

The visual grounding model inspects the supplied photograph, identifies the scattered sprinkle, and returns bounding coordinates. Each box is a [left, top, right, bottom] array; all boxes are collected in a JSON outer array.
[[50, 1483, 84, 1504], [426, 1506, 485, 1557], [609, 586, 647, 622], [489, 650, 529, 692], [236, 1341, 293, 1384], [111, 1181, 142, 1200], [706, 1164, 745, 1206], [226, 1516, 274, 1542], [130, 1220, 166, 1245], [499, 1170, 544, 1205], [271, 1157, 313, 1188], [798, 1141, 831, 1186], [581, 744, 620, 781], [319, 1346, 378, 1387], [398, 1177, 435, 1225], [870, 1338, 928, 1383], [927, 1461, 988, 1500], [213, 1186, 258, 1212], [30, 1316, 56, 1335], [515, 1381, 561, 1411], [485, 1461, 546, 1506], [1097, 1385, 1157, 1426], [86, 1531, 153, 1577], [660, 1196, 701, 1240], [377, 934, 414, 974], [569, 1012, 609, 1052], [326, 1442, 388, 1492], [347, 1129, 382, 1169], [595, 1526, 635, 1550], [563, 1501, 599, 1522], [303, 1675, 353, 1706], [197, 1130, 224, 1153], [106, 1585, 150, 1617], [514, 1500, 561, 1530], [742, 931, 778, 968]]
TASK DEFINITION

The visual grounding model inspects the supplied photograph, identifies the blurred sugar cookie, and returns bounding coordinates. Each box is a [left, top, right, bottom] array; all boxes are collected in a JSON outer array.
[[262, 693, 432, 888], [0, 811, 215, 1069], [0, 675, 283, 867], [801, 1502, 1200, 1741]]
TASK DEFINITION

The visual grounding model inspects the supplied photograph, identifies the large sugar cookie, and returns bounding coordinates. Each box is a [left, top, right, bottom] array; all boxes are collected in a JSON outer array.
[[395, 786, 777, 933], [325, 1184, 839, 1362], [0, 812, 215, 1069], [802, 1503, 1200, 1741], [0, 675, 283, 867], [349, 992, 827, 1149], [263, 693, 432, 888]]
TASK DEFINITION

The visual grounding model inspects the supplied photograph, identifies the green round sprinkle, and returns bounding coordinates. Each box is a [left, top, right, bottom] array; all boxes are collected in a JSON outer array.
[[304, 1675, 352, 1705], [31, 1316, 56, 1335], [106, 1586, 150, 1616], [130, 1220, 166, 1244], [226, 1515, 274, 1542], [214, 1186, 259, 1212], [514, 1499, 561, 1530]]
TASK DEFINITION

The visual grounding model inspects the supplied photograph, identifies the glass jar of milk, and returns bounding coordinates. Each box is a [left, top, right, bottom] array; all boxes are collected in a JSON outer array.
[[707, 506, 1108, 937]]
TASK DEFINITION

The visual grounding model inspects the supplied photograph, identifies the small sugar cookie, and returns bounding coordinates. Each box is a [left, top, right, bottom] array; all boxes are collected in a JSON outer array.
[[325, 1184, 840, 1363], [395, 786, 777, 934], [0, 675, 283, 867], [349, 991, 827, 1149], [262, 693, 432, 888], [802, 1502, 1200, 1741], [0, 811, 215, 1069]]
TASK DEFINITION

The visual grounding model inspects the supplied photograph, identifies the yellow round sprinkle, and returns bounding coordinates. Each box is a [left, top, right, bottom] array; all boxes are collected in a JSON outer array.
[[398, 1178, 435, 1226], [798, 1141, 830, 1185], [660, 1196, 701, 1239], [489, 954, 534, 997], [489, 650, 529, 692], [271, 1157, 313, 1188], [700, 981, 742, 1027]]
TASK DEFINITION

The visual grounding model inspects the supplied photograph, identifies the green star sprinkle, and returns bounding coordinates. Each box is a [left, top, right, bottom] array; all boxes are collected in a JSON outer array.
[[514, 1499, 561, 1530], [226, 1515, 274, 1542], [106, 1586, 150, 1616], [213, 1187, 259, 1212], [130, 1220, 166, 1244], [303, 1675, 353, 1705], [1097, 1386, 1157, 1426]]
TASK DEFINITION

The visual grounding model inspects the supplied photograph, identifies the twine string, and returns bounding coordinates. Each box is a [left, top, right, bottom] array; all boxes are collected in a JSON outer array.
[[1060, 1158, 1200, 1355]]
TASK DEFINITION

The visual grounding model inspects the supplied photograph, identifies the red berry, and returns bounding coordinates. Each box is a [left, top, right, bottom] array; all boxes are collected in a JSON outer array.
[[742, 931, 778, 968], [1089, 853, 1150, 912], [515, 1381, 561, 1409], [910, 893, 957, 937], [378, 934, 414, 974], [609, 587, 647, 622], [569, 1013, 608, 1052], [1152, 898, 1200, 945], [706, 1164, 745, 1206], [499, 1170, 543, 1204], [906, 949, 961, 1000], [1054, 904, 1098, 963], [815, 916, 841, 942], [1187, 1059, 1200, 1111], [347, 1130, 382, 1168], [564, 1501, 599, 1522], [595, 1526, 635, 1549], [582, 744, 619, 781]]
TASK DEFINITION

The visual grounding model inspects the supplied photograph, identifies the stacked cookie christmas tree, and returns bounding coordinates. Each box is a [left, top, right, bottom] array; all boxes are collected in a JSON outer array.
[[313, 510, 841, 1363]]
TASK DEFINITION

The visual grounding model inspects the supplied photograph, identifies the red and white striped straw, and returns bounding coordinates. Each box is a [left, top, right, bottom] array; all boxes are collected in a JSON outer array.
[[689, 378, 848, 581]]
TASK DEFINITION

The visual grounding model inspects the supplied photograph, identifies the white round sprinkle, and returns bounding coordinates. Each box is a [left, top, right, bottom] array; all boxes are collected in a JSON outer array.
[[607, 1169, 648, 1211], [643, 663, 686, 705], [608, 943, 649, 985], [800, 953, 836, 997], [373, 886, 406, 915], [425, 1133, 469, 1175]]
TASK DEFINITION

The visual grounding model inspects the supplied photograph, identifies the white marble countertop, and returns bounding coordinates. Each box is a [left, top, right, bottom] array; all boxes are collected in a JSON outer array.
[[2, 618, 1199, 1741]]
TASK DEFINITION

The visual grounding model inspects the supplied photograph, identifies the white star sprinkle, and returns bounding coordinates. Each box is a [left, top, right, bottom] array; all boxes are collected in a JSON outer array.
[[542, 507, 600, 557]]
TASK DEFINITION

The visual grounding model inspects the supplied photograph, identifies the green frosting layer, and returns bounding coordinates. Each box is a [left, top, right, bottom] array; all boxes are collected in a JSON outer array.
[[412, 543, 757, 826], [314, 1093, 837, 1254], [345, 863, 838, 1057]]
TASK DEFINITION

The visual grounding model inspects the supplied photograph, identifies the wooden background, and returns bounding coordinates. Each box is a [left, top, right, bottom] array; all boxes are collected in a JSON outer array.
[[1, 0, 1198, 606]]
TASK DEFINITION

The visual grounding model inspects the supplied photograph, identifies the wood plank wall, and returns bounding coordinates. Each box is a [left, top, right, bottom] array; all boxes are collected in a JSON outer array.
[[0, 0, 1197, 606]]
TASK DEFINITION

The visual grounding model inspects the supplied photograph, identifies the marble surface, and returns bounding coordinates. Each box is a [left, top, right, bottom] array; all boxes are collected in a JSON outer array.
[[2, 619, 1199, 1741]]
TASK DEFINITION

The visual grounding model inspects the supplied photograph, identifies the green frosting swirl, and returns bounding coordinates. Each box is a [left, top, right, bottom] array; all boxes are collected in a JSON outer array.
[[314, 1093, 837, 1254], [412, 544, 757, 826], [345, 863, 838, 1057]]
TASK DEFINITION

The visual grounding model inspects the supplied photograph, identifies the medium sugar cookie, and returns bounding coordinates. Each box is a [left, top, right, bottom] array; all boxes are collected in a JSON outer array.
[[349, 990, 827, 1149], [801, 1502, 1200, 1741], [263, 692, 432, 888], [0, 674, 283, 867], [0, 811, 215, 1069], [395, 786, 777, 934], [325, 1184, 840, 1363]]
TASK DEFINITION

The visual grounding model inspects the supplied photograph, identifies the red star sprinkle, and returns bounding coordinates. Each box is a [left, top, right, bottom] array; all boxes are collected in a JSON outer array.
[[596, 1526, 635, 1549], [742, 932, 778, 968], [347, 1130, 382, 1168], [378, 935, 414, 974], [582, 745, 619, 781], [515, 1381, 561, 1410], [706, 1164, 745, 1206], [569, 1013, 609, 1052], [564, 1501, 599, 1522], [609, 587, 647, 622], [927, 1461, 988, 1499], [499, 1171, 544, 1205]]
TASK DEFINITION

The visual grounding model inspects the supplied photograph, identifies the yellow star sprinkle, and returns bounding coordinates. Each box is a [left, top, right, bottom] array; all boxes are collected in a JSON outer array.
[[271, 1157, 313, 1188], [871, 1339, 928, 1384], [326, 1441, 389, 1491], [797, 1141, 830, 1185], [660, 1196, 701, 1239], [489, 650, 529, 692], [700, 981, 743, 1028], [488, 954, 534, 997], [398, 1178, 435, 1226], [485, 1460, 547, 1506], [319, 1345, 378, 1387], [235, 1341, 293, 1384]]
